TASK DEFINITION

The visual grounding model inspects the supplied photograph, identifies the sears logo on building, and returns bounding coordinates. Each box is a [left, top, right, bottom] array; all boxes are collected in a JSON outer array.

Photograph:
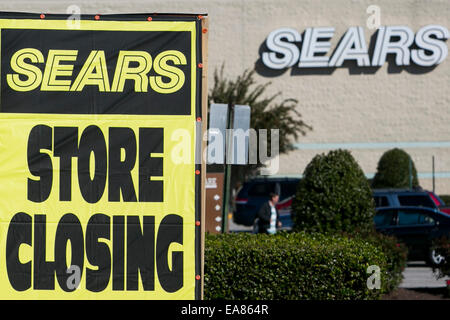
[[1, 29, 192, 115], [262, 25, 449, 69]]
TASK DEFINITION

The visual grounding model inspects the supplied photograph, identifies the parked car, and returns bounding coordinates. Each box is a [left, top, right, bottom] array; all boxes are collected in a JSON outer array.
[[233, 177, 300, 228], [426, 191, 450, 215], [374, 206, 450, 266], [373, 188, 450, 215]]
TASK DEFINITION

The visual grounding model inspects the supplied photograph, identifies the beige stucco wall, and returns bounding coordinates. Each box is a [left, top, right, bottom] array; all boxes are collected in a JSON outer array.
[[1, 0, 450, 192]]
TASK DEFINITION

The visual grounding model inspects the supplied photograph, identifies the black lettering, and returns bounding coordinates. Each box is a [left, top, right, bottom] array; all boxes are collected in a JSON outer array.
[[27, 125, 52, 202], [86, 214, 111, 292], [113, 215, 125, 291], [54, 213, 84, 292], [54, 127, 78, 201], [126, 216, 155, 291], [156, 214, 183, 293], [108, 128, 137, 202], [78, 125, 107, 203], [6, 212, 32, 291], [139, 128, 163, 202], [33, 214, 55, 290]]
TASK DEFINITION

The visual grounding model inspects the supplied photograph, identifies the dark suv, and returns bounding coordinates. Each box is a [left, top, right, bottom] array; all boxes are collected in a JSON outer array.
[[233, 177, 300, 227], [373, 189, 450, 215]]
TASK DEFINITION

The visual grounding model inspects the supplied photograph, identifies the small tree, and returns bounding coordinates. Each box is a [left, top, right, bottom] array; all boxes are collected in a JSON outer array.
[[292, 149, 375, 234], [372, 148, 419, 189], [208, 65, 311, 189]]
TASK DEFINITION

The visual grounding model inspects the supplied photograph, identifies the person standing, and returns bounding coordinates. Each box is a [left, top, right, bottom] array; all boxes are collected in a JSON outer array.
[[257, 192, 282, 234]]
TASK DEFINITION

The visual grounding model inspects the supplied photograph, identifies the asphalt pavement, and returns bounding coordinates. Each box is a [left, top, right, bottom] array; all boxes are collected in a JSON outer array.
[[227, 216, 253, 233], [399, 261, 449, 289]]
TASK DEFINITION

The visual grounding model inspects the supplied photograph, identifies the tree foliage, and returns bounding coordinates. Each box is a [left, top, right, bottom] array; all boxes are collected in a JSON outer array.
[[292, 149, 375, 234], [372, 148, 419, 189], [208, 66, 311, 188]]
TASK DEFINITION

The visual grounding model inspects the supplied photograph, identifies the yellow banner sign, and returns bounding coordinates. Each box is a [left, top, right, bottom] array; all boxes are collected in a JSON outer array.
[[0, 14, 203, 300]]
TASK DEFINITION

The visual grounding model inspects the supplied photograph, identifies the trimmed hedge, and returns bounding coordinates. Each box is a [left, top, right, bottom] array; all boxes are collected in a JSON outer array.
[[343, 231, 407, 292], [372, 148, 419, 189], [292, 149, 375, 234], [204, 232, 404, 300], [439, 195, 450, 206]]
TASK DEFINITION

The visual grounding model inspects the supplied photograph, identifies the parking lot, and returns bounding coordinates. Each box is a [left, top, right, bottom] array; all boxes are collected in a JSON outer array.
[[400, 262, 449, 289]]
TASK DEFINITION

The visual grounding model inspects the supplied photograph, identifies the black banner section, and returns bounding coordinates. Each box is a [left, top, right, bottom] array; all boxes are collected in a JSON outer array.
[[1, 28, 191, 115], [0, 300, 437, 319]]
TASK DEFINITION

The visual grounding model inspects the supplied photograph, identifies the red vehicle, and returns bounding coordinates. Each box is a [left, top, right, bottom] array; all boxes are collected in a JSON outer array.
[[427, 191, 450, 215]]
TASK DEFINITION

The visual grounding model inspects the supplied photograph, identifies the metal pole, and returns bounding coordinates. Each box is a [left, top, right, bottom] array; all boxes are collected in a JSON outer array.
[[221, 104, 234, 233], [432, 155, 435, 193], [409, 157, 412, 190]]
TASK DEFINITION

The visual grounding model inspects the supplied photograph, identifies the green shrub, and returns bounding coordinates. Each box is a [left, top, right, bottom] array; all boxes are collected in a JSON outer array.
[[204, 232, 398, 300], [439, 195, 450, 205], [372, 148, 419, 189], [344, 231, 407, 292], [291, 149, 375, 234]]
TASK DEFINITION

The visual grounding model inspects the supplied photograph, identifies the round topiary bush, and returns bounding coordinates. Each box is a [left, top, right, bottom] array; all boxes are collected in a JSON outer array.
[[372, 148, 419, 189], [292, 149, 375, 233]]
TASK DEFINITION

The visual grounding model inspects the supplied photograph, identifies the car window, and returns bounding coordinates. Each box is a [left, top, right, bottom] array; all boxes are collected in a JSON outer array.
[[374, 196, 389, 207], [397, 210, 435, 226], [398, 195, 435, 208], [428, 192, 445, 206], [418, 214, 436, 225], [247, 182, 276, 197], [374, 210, 396, 227], [281, 182, 299, 198]]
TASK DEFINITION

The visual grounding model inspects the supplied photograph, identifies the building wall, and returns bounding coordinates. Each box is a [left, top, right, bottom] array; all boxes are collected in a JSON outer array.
[[2, 0, 450, 193]]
